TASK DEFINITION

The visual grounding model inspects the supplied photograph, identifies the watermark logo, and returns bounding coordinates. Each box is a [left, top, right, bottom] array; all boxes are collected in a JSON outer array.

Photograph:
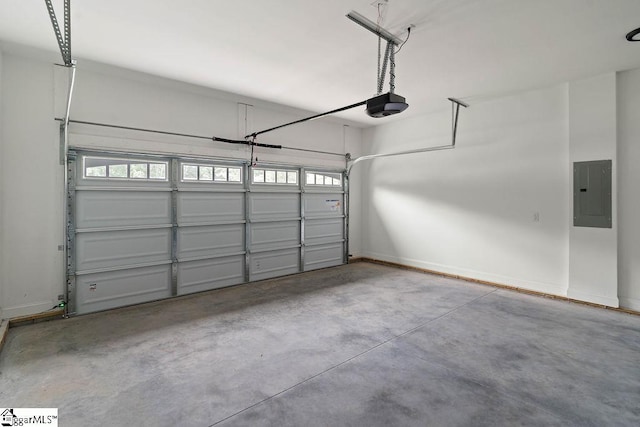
[[0, 409, 58, 427], [1, 409, 14, 427]]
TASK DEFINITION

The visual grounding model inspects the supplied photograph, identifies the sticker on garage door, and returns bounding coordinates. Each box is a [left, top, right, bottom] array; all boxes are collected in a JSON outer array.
[[325, 200, 341, 211]]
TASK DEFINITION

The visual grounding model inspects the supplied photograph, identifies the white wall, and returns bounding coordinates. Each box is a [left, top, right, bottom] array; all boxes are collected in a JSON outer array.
[[361, 87, 570, 296], [0, 49, 4, 319], [1, 53, 62, 318], [59, 60, 355, 170], [618, 67, 640, 311], [361, 70, 640, 309], [0, 45, 360, 318], [567, 73, 618, 306]]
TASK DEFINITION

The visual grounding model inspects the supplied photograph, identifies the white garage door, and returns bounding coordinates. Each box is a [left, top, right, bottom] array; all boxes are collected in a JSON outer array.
[[66, 151, 346, 315], [303, 171, 346, 271], [248, 166, 302, 281], [176, 161, 246, 295]]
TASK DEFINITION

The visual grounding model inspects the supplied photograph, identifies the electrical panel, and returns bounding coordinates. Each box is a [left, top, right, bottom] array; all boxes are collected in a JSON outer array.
[[573, 160, 612, 228]]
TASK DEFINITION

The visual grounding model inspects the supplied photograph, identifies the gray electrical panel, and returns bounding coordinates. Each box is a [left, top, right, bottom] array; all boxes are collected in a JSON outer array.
[[573, 160, 612, 228]]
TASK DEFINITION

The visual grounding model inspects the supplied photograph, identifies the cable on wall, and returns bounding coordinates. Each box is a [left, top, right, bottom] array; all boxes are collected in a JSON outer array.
[[394, 27, 411, 55]]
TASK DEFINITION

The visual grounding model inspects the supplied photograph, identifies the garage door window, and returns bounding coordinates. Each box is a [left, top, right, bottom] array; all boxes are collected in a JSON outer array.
[[252, 168, 298, 185], [84, 156, 168, 181], [182, 163, 242, 183], [305, 172, 341, 187]]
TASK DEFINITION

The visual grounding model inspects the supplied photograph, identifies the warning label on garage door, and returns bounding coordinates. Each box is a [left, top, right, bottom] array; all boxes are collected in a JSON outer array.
[[325, 199, 341, 212]]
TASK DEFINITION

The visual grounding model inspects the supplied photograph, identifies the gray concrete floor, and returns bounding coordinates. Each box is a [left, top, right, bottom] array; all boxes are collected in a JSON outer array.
[[1, 262, 639, 426]]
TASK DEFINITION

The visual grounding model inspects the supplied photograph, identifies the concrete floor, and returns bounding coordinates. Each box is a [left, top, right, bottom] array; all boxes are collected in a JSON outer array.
[[0, 262, 639, 426]]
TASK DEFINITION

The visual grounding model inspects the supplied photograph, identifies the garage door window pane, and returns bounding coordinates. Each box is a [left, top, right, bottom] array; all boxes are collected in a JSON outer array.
[[183, 165, 198, 180], [253, 169, 265, 183], [287, 171, 298, 184], [149, 163, 167, 180], [214, 167, 228, 181], [86, 166, 106, 177], [130, 164, 148, 179], [109, 164, 127, 178], [228, 168, 241, 182], [265, 170, 276, 183], [199, 166, 213, 181], [306, 173, 315, 185]]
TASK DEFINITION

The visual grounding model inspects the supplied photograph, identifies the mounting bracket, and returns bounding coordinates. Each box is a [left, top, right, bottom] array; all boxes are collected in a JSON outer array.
[[346, 10, 403, 45]]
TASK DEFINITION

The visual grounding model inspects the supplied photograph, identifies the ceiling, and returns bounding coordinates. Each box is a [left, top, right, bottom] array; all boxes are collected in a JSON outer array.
[[1, 0, 639, 126]]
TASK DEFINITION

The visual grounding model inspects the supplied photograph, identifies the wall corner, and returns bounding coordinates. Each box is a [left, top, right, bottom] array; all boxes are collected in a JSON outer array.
[[567, 72, 619, 307]]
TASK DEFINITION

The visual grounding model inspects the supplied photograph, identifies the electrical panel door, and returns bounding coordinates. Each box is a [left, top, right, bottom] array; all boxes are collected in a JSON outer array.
[[573, 160, 612, 228]]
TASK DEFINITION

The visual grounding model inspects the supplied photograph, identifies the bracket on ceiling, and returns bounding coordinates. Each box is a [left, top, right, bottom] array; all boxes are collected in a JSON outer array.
[[448, 98, 469, 146], [346, 10, 403, 45], [44, 0, 73, 66]]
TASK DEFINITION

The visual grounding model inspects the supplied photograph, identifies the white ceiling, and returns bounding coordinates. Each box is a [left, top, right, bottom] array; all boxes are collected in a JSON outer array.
[[1, 0, 639, 126]]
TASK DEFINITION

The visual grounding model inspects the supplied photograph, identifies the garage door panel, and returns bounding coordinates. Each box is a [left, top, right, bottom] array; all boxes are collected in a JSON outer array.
[[305, 218, 343, 245], [250, 248, 300, 281], [249, 193, 300, 221], [177, 256, 245, 295], [76, 229, 172, 272], [304, 243, 344, 271], [177, 224, 245, 260], [178, 192, 244, 224], [250, 221, 300, 252], [76, 265, 172, 314], [304, 193, 344, 217], [76, 191, 171, 229]]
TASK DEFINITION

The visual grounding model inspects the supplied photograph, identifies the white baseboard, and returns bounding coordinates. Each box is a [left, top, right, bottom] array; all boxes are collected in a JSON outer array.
[[566, 288, 619, 308], [2, 301, 54, 320], [0, 320, 9, 352], [619, 297, 640, 312], [363, 252, 566, 297]]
